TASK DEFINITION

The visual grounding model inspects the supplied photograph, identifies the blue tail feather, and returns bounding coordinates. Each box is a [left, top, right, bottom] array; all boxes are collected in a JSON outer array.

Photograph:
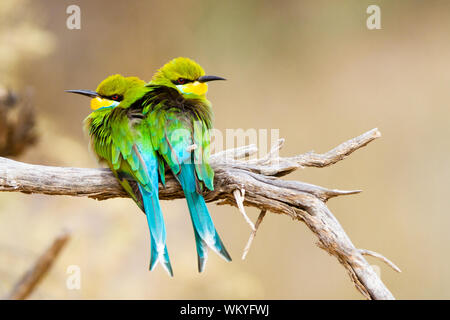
[[193, 227, 208, 272], [139, 186, 173, 277], [178, 163, 231, 272]]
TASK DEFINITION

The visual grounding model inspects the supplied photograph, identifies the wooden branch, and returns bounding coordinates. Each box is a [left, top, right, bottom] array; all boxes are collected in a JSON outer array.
[[6, 231, 70, 300], [0, 128, 398, 299]]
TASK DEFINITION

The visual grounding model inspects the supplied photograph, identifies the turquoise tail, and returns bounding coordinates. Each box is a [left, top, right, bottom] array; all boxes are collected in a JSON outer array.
[[178, 163, 231, 272], [139, 186, 173, 277]]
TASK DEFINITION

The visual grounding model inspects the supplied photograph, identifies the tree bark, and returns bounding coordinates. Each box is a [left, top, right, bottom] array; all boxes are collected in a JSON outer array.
[[0, 128, 400, 299]]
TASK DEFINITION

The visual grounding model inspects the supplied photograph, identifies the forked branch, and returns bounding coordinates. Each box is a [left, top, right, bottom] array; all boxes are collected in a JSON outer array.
[[0, 128, 399, 299]]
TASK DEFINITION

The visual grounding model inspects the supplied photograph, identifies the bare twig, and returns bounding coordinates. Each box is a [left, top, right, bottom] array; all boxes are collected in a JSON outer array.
[[233, 188, 256, 231], [0, 128, 398, 299], [360, 249, 402, 273], [6, 231, 70, 300], [242, 209, 267, 260]]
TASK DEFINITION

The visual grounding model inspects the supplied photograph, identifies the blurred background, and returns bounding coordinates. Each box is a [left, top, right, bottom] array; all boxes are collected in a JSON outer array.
[[0, 0, 449, 299]]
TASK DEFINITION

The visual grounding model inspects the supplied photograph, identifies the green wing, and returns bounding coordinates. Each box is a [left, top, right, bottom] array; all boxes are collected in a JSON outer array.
[[192, 118, 214, 190], [146, 104, 214, 192], [88, 109, 159, 210]]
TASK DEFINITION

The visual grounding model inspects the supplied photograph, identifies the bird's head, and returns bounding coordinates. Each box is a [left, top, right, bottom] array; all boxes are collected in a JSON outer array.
[[150, 57, 225, 100], [66, 74, 147, 111]]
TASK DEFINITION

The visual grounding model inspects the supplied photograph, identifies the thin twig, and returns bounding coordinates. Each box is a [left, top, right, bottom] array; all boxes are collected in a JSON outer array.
[[360, 249, 402, 273], [6, 231, 71, 300], [248, 138, 285, 164], [233, 188, 256, 231], [242, 209, 267, 260]]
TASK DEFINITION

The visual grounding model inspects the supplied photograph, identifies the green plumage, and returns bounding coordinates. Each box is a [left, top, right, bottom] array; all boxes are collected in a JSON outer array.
[[84, 76, 155, 209], [140, 84, 215, 191], [77, 57, 229, 275]]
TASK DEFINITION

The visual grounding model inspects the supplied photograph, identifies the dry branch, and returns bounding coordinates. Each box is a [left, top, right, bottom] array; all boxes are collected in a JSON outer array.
[[0, 128, 398, 299], [242, 209, 266, 260], [6, 231, 70, 300]]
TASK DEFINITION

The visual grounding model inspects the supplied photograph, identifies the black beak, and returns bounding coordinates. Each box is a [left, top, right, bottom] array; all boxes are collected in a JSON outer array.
[[65, 89, 99, 98], [197, 75, 226, 83]]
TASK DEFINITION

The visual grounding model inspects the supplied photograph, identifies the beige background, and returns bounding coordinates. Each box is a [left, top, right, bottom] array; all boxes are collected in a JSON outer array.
[[0, 0, 449, 299]]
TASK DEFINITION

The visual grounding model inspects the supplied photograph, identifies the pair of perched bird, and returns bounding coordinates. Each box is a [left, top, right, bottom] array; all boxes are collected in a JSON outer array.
[[67, 57, 230, 276]]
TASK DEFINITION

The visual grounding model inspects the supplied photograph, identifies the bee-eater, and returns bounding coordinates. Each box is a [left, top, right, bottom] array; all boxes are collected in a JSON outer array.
[[67, 75, 175, 275], [144, 57, 231, 272], [66, 57, 230, 275]]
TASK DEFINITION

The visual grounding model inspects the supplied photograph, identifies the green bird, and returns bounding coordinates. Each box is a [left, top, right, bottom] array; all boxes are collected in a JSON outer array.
[[66, 57, 230, 275], [144, 57, 231, 272]]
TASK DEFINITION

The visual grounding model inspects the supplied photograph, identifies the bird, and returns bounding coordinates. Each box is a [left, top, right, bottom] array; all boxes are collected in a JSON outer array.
[[67, 75, 174, 275], [66, 57, 231, 275], [144, 57, 231, 273]]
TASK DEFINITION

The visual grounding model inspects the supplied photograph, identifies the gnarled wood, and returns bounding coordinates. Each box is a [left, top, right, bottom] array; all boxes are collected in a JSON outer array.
[[0, 128, 399, 299]]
